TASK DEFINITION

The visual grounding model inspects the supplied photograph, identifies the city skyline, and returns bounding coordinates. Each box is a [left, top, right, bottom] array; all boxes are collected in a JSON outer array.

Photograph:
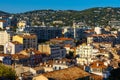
[[0, 0, 120, 13]]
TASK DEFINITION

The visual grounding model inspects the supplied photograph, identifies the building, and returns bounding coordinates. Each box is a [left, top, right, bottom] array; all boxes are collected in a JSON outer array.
[[76, 44, 95, 59], [76, 44, 96, 65], [38, 44, 66, 59], [13, 33, 37, 49], [33, 67, 90, 80], [53, 59, 71, 70], [108, 20, 120, 28], [17, 20, 27, 28], [94, 27, 102, 34], [4, 41, 23, 54], [0, 30, 14, 46], [2, 54, 29, 65], [62, 27, 84, 40], [0, 20, 6, 29], [0, 16, 11, 29], [17, 26, 62, 42], [87, 34, 120, 45], [50, 37, 75, 47], [19, 48, 44, 66], [53, 21, 63, 24], [90, 61, 107, 76]]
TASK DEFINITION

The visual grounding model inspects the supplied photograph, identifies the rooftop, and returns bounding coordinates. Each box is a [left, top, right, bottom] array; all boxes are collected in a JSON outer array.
[[51, 37, 73, 41], [11, 41, 22, 45], [16, 34, 37, 39], [0, 20, 6, 22], [42, 66, 90, 80], [90, 61, 107, 69]]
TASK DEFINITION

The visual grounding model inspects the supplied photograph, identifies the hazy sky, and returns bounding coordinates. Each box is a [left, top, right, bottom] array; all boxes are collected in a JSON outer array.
[[1, 0, 120, 13]]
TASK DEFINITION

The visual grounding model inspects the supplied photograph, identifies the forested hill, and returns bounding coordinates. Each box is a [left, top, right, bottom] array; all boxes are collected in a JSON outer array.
[[1, 7, 120, 26]]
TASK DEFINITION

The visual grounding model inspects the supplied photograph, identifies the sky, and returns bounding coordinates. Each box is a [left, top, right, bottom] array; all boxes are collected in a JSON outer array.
[[0, 0, 120, 13]]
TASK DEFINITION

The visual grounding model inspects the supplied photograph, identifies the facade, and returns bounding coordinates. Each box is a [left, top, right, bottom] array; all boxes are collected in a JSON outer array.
[[17, 20, 27, 28], [18, 26, 62, 42], [13, 33, 37, 49], [53, 59, 71, 70], [38, 44, 66, 59], [4, 41, 23, 54], [0, 20, 6, 29], [76, 44, 95, 58], [90, 61, 107, 76], [62, 27, 84, 40], [0, 30, 14, 45], [50, 37, 75, 47], [94, 27, 102, 34], [76, 44, 96, 65], [87, 34, 120, 44], [0, 16, 11, 29]]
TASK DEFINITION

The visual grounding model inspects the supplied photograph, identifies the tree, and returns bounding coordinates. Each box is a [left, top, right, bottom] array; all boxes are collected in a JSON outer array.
[[0, 63, 16, 79], [108, 63, 120, 80], [66, 51, 74, 59]]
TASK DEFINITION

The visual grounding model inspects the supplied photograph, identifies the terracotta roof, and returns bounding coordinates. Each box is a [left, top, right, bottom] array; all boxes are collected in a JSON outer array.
[[42, 66, 90, 80], [19, 48, 44, 56], [17, 34, 37, 38], [11, 54, 29, 59], [90, 61, 107, 69], [32, 66, 44, 71], [11, 41, 22, 45], [0, 54, 10, 57], [84, 29, 94, 33], [0, 20, 6, 22]]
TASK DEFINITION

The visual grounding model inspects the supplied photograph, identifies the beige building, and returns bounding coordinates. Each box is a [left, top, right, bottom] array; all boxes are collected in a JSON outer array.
[[13, 33, 37, 49], [0, 30, 14, 46], [50, 37, 75, 47], [38, 44, 66, 59]]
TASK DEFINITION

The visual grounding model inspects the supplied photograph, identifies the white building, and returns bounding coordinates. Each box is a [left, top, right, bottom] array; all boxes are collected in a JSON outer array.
[[94, 27, 102, 34], [53, 60, 69, 70], [76, 44, 96, 65], [4, 41, 23, 54], [76, 44, 95, 58]]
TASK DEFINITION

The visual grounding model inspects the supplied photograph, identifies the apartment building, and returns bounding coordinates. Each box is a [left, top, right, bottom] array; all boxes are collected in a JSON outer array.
[[13, 33, 37, 49], [0, 30, 14, 46], [76, 44, 96, 65], [87, 34, 120, 45], [38, 44, 66, 59], [0, 16, 11, 29], [18, 26, 62, 42]]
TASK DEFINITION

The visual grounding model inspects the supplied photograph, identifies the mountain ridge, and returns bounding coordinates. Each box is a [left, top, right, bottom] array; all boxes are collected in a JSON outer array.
[[1, 7, 120, 26]]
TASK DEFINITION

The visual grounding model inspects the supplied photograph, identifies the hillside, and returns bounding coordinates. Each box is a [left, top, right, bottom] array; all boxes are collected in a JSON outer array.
[[0, 11, 10, 16], [1, 7, 120, 27]]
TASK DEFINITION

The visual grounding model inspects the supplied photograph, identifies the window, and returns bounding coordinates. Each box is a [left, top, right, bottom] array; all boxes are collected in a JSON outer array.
[[59, 67, 61, 70]]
